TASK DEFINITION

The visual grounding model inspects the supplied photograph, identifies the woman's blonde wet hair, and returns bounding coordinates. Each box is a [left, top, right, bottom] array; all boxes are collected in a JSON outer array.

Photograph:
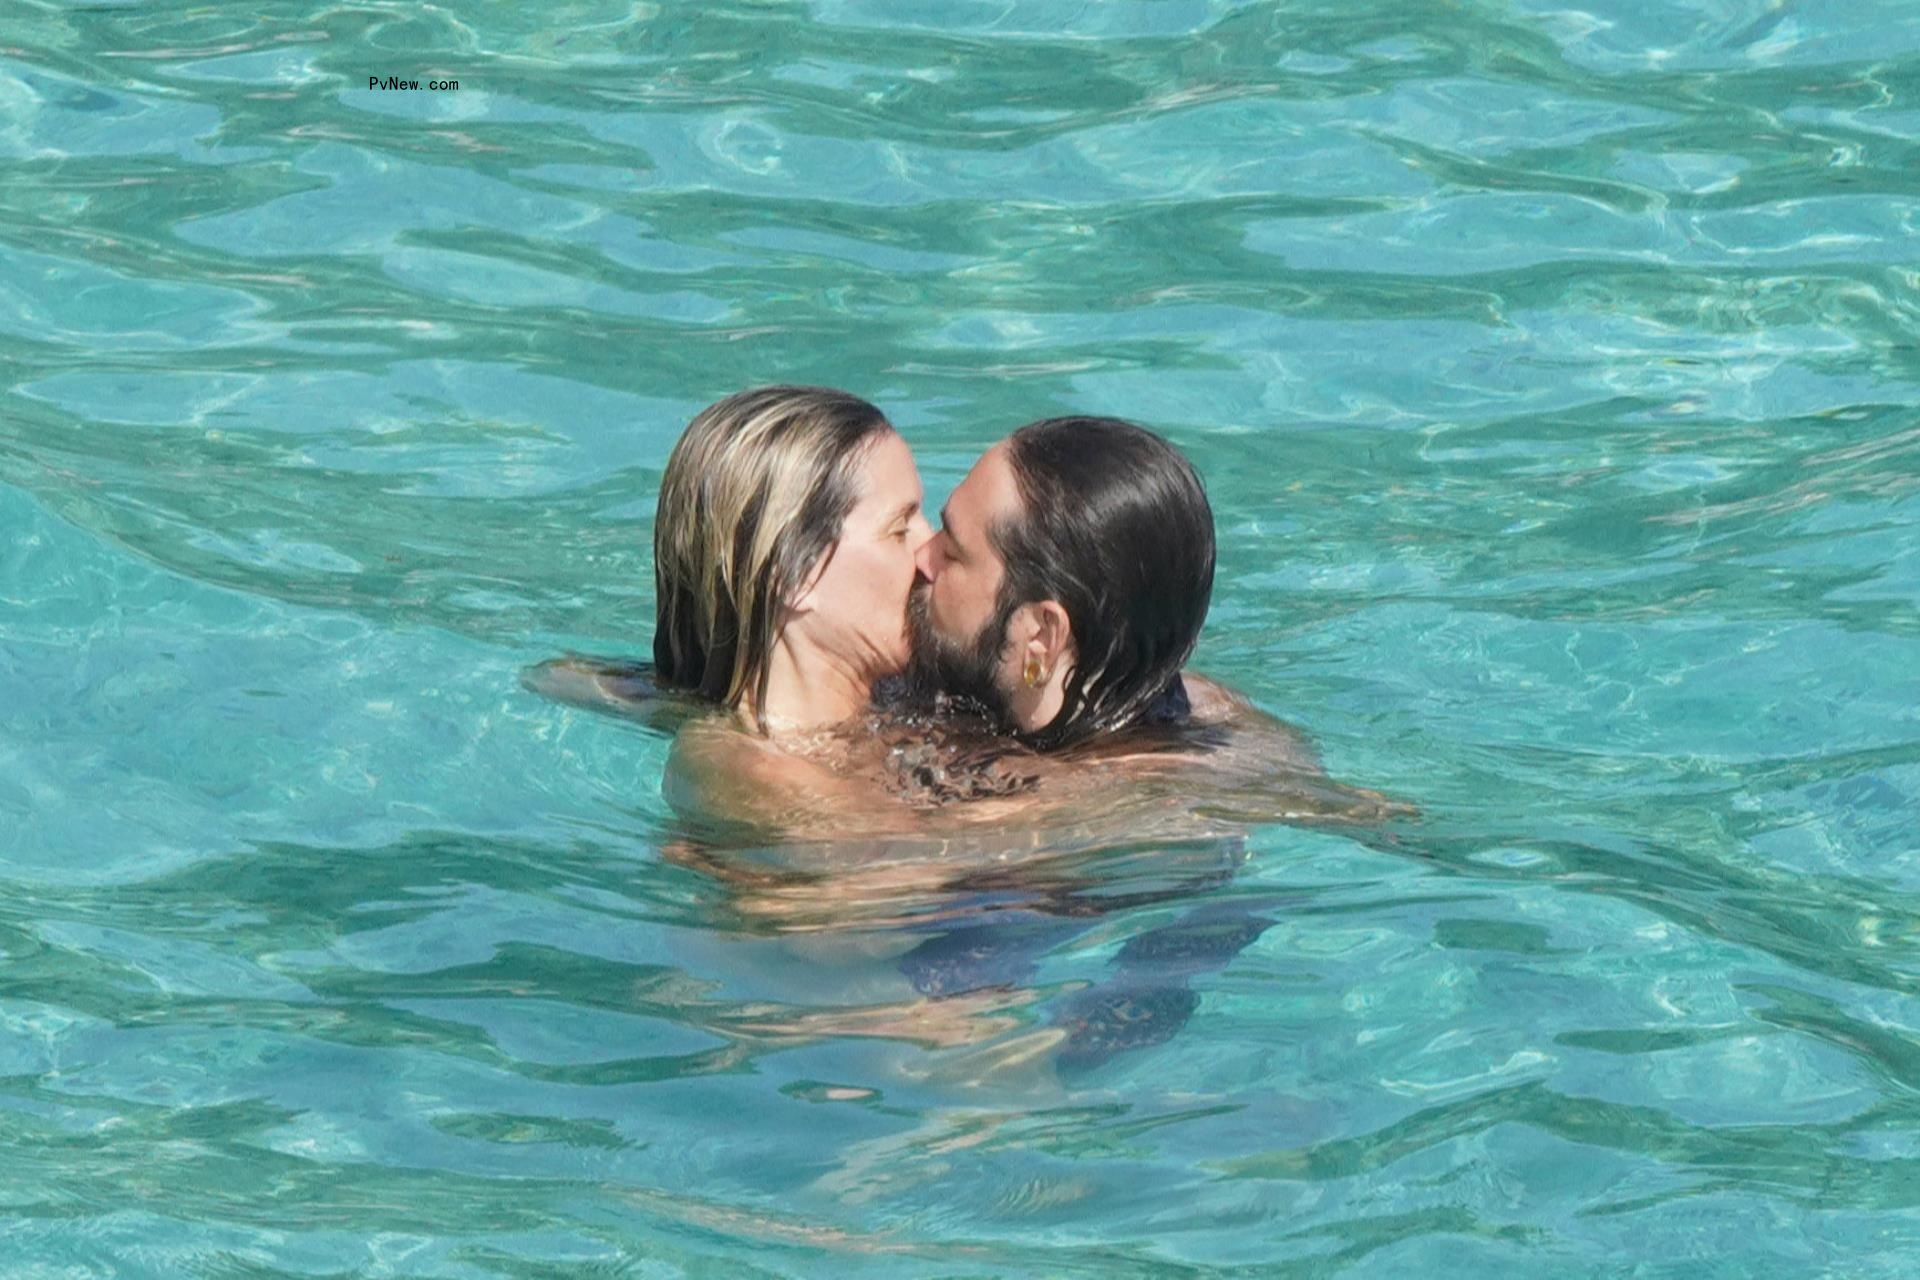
[[653, 385, 892, 731]]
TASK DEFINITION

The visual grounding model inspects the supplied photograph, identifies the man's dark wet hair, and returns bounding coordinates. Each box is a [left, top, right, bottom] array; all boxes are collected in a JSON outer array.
[[989, 416, 1215, 751]]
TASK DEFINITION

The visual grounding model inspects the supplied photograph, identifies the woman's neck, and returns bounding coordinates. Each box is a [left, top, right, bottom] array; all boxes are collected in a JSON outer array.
[[753, 633, 872, 736]]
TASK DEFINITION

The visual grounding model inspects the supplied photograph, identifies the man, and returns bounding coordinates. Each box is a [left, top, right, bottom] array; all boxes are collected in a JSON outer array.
[[891, 415, 1410, 1070], [902, 414, 1361, 797]]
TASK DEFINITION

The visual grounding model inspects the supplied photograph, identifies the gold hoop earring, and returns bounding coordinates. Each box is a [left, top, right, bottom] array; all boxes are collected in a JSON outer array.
[[1023, 655, 1046, 687]]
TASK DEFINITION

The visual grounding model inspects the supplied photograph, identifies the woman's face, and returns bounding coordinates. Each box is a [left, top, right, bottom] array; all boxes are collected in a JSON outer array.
[[790, 430, 931, 678]]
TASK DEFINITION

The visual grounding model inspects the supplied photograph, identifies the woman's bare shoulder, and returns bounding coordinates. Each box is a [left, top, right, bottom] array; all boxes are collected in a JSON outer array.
[[669, 718, 822, 809], [665, 717, 919, 838]]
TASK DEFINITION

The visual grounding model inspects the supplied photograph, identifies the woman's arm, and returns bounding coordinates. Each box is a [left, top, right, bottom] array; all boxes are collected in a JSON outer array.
[[522, 655, 698, 733]]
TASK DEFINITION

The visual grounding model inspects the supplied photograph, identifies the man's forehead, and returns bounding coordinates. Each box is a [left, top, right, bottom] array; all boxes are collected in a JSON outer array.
[[950, 442, 1019, 521]]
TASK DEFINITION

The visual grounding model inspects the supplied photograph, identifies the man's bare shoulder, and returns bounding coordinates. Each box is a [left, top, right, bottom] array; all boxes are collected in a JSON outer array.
[[1180, 672, 1248, 725], [1181, 672, 1318, 763], [1173, 671, 1415, 822]]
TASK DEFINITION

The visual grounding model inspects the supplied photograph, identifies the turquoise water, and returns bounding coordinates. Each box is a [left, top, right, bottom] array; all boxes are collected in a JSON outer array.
[[5, 0, 1920, 1272]]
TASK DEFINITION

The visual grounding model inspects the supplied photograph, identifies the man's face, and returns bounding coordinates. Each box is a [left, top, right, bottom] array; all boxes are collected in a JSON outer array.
[[907, 443, 1023, 716]]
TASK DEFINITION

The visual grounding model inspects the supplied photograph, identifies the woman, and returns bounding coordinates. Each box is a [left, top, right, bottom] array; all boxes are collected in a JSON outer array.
[[532, 385, 944, 831], [651, 384, 928, 735]]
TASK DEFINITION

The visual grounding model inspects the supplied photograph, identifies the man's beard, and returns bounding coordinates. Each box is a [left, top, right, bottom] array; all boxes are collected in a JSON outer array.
[[906, 582, 1013, 724]]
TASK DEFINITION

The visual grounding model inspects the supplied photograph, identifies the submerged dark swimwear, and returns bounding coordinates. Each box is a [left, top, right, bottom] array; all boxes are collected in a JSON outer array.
[[897, 863, 1281, 1075]]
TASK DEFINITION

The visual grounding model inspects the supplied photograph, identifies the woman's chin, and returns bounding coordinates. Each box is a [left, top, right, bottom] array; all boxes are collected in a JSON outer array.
[[882, 630, 914, 677]]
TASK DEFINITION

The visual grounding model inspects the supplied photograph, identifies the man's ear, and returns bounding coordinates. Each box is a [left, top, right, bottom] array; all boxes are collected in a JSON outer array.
[[1022, 599, 1073, 670]]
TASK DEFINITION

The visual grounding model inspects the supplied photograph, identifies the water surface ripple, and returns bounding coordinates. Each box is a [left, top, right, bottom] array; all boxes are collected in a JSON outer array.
[[3, 0, 1919, 1274]]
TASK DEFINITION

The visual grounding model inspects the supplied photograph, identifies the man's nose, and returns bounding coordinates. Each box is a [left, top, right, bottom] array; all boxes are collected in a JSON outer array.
[[913, 534, 940, 583]]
